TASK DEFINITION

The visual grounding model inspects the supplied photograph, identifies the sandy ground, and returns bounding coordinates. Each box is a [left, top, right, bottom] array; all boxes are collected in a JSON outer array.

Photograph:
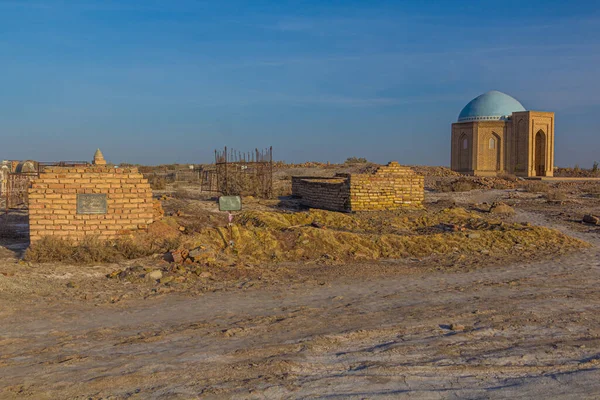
[[1, 188, 600, 399]]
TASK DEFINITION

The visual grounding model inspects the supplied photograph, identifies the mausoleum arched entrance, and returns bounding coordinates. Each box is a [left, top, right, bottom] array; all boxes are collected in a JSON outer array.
[[534, 130, 546, 176], [458, 134, 470, 171], [483, 132, 501, 172], [0, 165, 9, 195]]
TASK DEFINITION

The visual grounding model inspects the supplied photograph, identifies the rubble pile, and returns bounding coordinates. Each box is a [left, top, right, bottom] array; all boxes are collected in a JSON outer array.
[[433, 176, 521, 192], [411, 166, 462, 178], [274, 161, 331, 168], [153, 199, 165, 220], [148, 207, 587, 266]]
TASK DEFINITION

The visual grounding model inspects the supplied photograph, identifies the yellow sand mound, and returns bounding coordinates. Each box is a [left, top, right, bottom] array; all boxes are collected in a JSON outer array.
[[178, 208, 587, 264]]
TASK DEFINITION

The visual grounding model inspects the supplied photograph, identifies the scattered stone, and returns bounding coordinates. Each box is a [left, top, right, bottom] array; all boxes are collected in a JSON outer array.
[[311, 221, 325, 229], [435, 199, 456, 207], [107, 270, 120, 279], [167, 250, 184, 264], [188, 247, 211, 262], [147, 270, 163, 280], [152, 199, 164, 220], [583, 214, 599, 225], [222, 327, 244, 337], [489, 202, 515, 215], [199, 272, 212, 279], [467, 233, 481, 239], [173, 265, 186, 274], [159, 276, 174, 284], [449, 323, 465, 331], [66, 281, 77, 289], [439, 223, 465, 232]]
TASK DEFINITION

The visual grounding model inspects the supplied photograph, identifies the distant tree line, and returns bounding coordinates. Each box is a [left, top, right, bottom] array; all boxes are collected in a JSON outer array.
[[344, 157, 369, 164]]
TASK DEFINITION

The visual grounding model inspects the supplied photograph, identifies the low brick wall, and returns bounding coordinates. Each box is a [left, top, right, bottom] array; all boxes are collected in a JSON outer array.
[[28, 166, 154, 242], [349, 162, 424, 211], [291, 162, 424, 212], [291, 176, 351, 212]]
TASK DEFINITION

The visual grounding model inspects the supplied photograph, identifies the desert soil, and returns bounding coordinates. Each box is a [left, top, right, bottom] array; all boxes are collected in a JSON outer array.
[[1, 186, 600, 399]]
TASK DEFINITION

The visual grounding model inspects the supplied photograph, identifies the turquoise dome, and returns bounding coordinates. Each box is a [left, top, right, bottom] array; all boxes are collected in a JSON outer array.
[[458, 90, 526, 122]]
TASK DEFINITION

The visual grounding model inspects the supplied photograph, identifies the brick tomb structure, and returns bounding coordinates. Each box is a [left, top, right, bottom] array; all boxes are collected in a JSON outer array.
[[451, 90, 555, 177], [291, 162, 424, 212], [28, 156, 154, 242]]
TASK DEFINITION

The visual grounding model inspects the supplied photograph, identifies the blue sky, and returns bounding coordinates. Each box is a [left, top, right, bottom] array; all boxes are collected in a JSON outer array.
[[1, 0, 599, 166]]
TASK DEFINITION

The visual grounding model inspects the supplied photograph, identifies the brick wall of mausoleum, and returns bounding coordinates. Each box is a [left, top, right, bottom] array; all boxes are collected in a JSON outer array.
[[28, 166, 154, 242]]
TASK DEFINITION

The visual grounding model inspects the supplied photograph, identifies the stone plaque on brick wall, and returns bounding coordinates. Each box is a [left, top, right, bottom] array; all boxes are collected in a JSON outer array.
[[77, 194, 108, 214]]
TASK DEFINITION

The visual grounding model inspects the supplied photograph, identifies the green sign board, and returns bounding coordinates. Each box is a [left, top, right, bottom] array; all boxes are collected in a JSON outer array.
[[219, 195, 242, 212]]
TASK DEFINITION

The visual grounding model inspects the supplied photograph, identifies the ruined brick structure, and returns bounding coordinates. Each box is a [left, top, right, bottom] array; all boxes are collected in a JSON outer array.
[[292, 162, 424, 212], [292, 176, 350, 211], [28, 159, 154, 242], [451, 90, 555, 177]]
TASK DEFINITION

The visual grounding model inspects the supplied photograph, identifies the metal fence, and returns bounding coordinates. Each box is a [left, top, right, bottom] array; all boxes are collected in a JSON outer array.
[[2, 161, 90, 213], [215, 146, 273, 198], [200, 168, 219, 192], [4, 172, 37, 212], [175, 170, 201, 182]]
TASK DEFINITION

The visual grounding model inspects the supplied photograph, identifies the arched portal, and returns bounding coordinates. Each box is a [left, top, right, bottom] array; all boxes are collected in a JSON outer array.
[[458, 134, 470, 171], [484, 133, 501, 172], [534, 130, 546, 176], [15, 161, 36, 173], [0, 165, 8, 194]]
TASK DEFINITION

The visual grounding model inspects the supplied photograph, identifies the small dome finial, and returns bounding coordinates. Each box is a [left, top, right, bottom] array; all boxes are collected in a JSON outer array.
[[93, 148, 107, 165]]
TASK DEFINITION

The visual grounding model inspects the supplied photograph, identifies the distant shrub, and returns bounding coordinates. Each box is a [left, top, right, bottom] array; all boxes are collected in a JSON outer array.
[[172, 188, 200, 200], [523, 181, 550, 193], [437, 183, 453, 193], [436, 178, 476, 193], [345, 157, 369, 164], [546, 190, 567, 201], [585, 184, 600, 197], [498, 172, 518, 182], [452, 181, 475, 192], [149, 176, 166, 190], [25, 234, 181, 264], [587, 184, 600, 194]]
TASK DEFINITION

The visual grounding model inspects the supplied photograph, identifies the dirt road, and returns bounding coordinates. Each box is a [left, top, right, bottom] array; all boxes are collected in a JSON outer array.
[[1, 191, 600, 399]]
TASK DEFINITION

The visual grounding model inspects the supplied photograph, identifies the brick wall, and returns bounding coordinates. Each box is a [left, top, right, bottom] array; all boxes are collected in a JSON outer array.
[[291, 176, 351, 212], [349, 162, 424, 210], [291, 162, 424, 212], [28, 166, 154, 242]]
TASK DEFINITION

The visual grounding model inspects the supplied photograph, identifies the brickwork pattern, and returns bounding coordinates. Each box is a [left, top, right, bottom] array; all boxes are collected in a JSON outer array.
[[349, 162, 424, 211], [291, 176, 350, 212], [292, 162, 424, 212], [28, 166, 154, 242]]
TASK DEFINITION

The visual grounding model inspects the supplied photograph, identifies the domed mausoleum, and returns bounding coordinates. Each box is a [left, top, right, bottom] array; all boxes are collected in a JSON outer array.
[[451, 91, 554, 177]]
